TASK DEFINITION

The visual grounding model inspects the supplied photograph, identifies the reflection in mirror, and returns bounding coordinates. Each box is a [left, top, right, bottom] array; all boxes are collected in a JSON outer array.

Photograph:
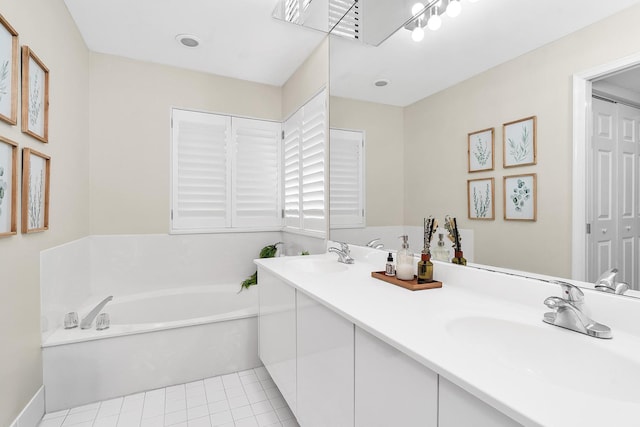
[[328, 0, 640, 295], [272, 0, 357, 35]]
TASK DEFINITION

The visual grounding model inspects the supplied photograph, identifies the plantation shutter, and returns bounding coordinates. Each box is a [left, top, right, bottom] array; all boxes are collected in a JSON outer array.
[[330, 128, 364, 227], [283, 109, 302, 229], [329, 0, 360, 40], [172, 109, 231, 231], [231, 117, 282, 228], [301, 90, 327, 233]]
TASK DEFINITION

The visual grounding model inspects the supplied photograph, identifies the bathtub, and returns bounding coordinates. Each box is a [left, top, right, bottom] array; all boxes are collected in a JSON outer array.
[[42, 284, 260, 411]]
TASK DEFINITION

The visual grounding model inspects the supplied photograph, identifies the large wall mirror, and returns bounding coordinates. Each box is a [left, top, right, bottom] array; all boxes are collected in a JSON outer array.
[[328, 0, 640, 295]]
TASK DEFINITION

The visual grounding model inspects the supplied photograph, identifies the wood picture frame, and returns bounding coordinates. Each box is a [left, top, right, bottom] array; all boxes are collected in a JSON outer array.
[[0, 136, 18, 236], [22, 148, 50, 233], [468, 127, 494, 172], [0, 14, 18, 125], [503, 116, 536, 168], [467, 177, 495, 220], [21, 46, 49, 143], [504, 173, 537, 221]]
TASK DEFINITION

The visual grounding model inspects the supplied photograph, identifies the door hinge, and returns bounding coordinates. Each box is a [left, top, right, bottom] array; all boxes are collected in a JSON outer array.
[[586, 223, 591, 234], [281, 130, 285, 140], [171, 210, 173, 220], [282, 209, 285, 218]]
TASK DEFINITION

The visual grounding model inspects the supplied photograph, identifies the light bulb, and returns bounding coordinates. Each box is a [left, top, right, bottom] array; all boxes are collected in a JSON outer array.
[[411, 2, 425, 16], [446, 0, 461, 17], [427, 14, 442, 31], [411, 26, 425, 42], [469, 0, 479, 2]]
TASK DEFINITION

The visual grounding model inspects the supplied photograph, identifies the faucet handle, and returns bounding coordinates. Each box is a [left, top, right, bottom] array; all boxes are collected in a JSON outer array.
[[550, 280, 584, 303], [337, 241, 350, 254]]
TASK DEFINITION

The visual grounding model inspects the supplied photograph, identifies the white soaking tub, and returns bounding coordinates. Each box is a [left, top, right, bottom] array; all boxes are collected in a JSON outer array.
[[42, 284, 259, 411]]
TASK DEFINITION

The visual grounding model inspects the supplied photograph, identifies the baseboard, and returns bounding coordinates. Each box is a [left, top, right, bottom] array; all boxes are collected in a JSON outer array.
[[9, 386, 45, 427]]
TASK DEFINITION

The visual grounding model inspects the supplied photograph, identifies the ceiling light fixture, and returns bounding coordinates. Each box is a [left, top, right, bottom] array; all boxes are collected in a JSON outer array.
[[175, 34, 201, 48], [405, 0, 468, 41], [374, 79, 390, 87]]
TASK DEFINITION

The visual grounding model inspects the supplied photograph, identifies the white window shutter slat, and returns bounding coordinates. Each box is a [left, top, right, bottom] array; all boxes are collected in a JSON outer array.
[[301, 90, 327, 233], [232, 117, 282, 228], [172, 109, 230, 231], [330, 128, 365, 227], [283, 109, 303, 229], [329, 0, 360, 40]]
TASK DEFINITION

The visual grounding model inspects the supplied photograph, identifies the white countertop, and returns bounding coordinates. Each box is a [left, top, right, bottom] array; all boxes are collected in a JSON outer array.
[[256, 249, 640, 427]]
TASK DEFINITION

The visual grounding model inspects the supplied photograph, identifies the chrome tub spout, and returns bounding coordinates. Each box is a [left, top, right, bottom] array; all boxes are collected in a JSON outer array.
[[80, 296, 113, 329]]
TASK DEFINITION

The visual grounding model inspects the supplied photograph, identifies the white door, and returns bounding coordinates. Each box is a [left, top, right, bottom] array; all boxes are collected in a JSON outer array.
[[588, 98, 640, 289]]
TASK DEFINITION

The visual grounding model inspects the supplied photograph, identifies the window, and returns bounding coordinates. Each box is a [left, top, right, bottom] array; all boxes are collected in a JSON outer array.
[[329, 0, 360, 40], [171, 109, 281, 232], [283, 90, 327, 235], [330, 128, 365, 228]]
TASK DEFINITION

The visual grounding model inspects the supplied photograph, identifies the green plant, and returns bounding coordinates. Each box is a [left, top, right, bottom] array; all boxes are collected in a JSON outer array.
[[507, 125, 531, 163], [240, 242, 282, 290], [473, 138, 490, 166], [472, 183, 491, 218]]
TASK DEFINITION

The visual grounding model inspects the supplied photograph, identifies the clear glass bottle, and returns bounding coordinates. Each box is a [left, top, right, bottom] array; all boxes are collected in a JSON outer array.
[[432, 233, 450, 262], [396, 235, 415, 280], [452, 250, 467, 265], [385, 252, 395, 276], [417, 253, 433, 283]]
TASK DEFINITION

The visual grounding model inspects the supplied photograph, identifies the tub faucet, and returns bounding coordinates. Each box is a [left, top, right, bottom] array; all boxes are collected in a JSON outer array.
[[80, 296, 113, 329], [542, 281, 612, 339], [595, 268, 630, 295], [365, 238, 384, 249], [329, 242, 354, 264]]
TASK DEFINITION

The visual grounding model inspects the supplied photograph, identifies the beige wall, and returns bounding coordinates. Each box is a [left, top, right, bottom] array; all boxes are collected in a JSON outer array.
[[282, 38, 328, 119], [403, 5, 640, 277], [0, 1, 90, 424], [89, 53, 282, 234], [330, 96, 404, 226]]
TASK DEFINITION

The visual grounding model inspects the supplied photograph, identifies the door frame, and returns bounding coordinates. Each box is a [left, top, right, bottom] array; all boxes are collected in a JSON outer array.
[[572, 52, 640, 281]]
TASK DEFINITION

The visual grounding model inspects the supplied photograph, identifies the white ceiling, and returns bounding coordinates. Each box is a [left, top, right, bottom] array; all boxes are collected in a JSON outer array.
[[64, 0, 640, 105]]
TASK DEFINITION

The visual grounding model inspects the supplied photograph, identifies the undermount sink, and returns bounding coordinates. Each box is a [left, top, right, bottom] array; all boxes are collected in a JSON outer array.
[[446, 316, 640, 402], [287, 257, 349, 274]]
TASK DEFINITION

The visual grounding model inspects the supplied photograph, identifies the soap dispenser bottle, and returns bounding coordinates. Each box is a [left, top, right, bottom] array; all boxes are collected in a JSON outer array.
[[396, 235, 414, 280], [432, 233, 450, 262]]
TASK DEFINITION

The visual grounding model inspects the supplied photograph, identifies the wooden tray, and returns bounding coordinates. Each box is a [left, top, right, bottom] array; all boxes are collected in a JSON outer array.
[[371, 271, 443, 291]]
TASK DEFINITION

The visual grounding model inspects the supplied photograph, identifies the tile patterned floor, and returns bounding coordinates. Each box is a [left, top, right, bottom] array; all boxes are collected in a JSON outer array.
[[38, 367, 299, 427]]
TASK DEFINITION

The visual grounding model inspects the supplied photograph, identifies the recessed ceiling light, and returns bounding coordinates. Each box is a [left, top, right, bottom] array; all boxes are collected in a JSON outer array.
[[175, 34, 201, 48], [374, 79, 390, 87]]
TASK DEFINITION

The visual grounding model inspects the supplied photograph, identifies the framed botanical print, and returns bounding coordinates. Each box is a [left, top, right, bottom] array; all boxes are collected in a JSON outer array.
[[504, 173, 537, 221], [22, 148, 50, 233], [0, 136, 17, 236], [503, 116, 536, 168], [0, 14, 18, 125], [21, 46, 49, 143], [467, 177, 494, 220], [468, 127, 494, 172]]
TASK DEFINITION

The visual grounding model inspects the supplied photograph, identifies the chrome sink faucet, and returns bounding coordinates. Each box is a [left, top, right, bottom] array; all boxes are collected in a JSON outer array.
[[595, 268, 630, 295], [329, 242, 355, 264], [542, 281, 612, 339], [80, 296, 113, 329], [365, 238, 384, 249]]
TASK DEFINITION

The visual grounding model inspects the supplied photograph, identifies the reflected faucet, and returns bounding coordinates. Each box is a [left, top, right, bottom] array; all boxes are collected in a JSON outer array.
[[80, 296, 113, 329], [594, 268, 630, 295], [365, 238, 384, 249], [329, 242, 355, 264], [542, 281, 612, 339]]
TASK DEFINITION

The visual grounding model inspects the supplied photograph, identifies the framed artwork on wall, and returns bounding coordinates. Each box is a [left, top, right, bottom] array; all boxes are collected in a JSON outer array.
[[503, 116, 536, 168], [22, 148, 50, 233], [467, 177, 495, 220], [21, 46, 49, 143], [468, 127, 494, 172], [504, 173, 537, 221], [0, 136, 18, 236], [0, 13, 18, 125]]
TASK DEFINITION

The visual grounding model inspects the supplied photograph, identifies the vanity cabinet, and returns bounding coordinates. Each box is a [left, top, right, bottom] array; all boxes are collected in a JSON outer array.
[[258, 269, 297, 412], [439, 378, 521, 427], [355, 327, 438, 427], [296, 291, 354, 426]]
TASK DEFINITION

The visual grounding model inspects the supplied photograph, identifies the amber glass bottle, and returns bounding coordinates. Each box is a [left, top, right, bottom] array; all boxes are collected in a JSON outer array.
[[417, 253, 434, 283]]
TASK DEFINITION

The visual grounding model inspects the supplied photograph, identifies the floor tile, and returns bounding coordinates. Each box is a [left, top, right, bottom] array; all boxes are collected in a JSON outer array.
[[264, 388, 282, 400], [69, 403, 99, 414], [250, 400, 273, 416], [275, 407, 294, 422], [166, 384, 185, 394], [240, 373, 259, 385], [259, 379, 276, 390], [255, 411, 280, 427], [242, 382, 263, 395], [186, 380, 204, 389], [228, 395, 250, 409], [164, 409, 188, 426], [231, 405, 254, 421], [42, 410, 69, 420], [187, 404, 209, 421], [117, 410, 142, 427], [224, 386, 245, 399], [93, 415, 119, 427], [281, 419, 300, 427], [39, 418, 65, 427], [238, 369, 254, 377], [62, 409, 97, 426], [97, 398, 124, 418], [186, 394, 208, 409], [146, 389, 166, 400], [246, 389, 268, 404], [210, 410, 233, 426], [165, 398, 187, 414], [121, 398, 144, 414], [207, 400, 230, 414], [205, 389, 227, 403], [203, 377, 223, 391], [221, 374, 241, 389], [269, 396, 286, 410], [141, 414, 165, 427], [234, 417, 259, 427], [253, 367, 270, 381], [187, 416, 211, 427]]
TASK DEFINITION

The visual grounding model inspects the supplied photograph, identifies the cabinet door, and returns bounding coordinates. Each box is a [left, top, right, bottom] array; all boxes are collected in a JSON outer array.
[[355, 327, 438, 427], [439, 377, 521, 427], [258, 268, 297, 413], [297, 291, 354, 427]]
